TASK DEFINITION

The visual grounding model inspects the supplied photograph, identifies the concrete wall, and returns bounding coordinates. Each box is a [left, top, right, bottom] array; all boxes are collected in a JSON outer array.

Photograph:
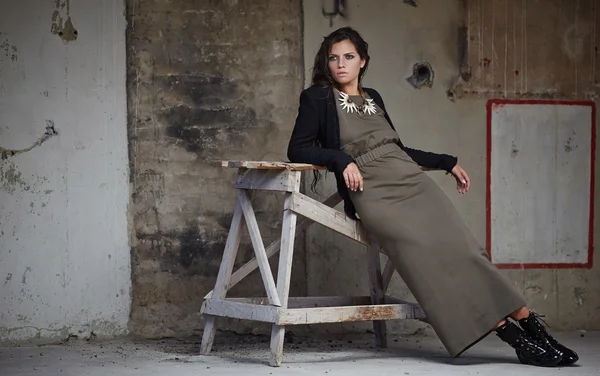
[[0, 0, 131, 344], [2, 0, 597, 345], [303, 0, 600, 335], [462, 0, 599, 99], [126, 0, 305, 338]]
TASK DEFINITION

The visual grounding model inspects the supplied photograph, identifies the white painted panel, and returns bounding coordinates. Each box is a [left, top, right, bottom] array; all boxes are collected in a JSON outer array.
[[554, 109, 593, 263], [0, 0, 130, 342], [490, 102, 593, 265]]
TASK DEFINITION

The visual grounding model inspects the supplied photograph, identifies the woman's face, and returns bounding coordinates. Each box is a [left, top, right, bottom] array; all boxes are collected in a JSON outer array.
[[327, 39, 365, 89]]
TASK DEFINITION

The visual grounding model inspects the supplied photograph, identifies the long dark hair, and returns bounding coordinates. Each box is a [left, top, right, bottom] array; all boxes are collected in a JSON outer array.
[[309, 27, 371, 194], [311, 27, 371, 91]]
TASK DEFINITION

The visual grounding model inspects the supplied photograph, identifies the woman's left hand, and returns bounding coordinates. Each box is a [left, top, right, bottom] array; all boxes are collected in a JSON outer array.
[[451, 164, 470, 194]]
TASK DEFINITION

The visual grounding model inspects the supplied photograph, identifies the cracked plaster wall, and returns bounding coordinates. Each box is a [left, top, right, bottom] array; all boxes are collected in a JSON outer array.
[[0, 0, 130, 344]]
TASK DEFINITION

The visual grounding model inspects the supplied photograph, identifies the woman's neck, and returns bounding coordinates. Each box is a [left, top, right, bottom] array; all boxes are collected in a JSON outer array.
[[340, 81, 360, 96]]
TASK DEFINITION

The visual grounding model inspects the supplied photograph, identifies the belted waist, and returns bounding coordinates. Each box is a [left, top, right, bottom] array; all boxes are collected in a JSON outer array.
[[353, 143, 400, 167]]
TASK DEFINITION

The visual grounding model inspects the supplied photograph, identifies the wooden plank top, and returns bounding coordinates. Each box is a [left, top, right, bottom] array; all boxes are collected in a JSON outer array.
[[221, 161, 327, 171]]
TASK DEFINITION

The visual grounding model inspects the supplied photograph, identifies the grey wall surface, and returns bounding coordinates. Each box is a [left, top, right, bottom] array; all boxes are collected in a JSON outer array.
[[0, 0, 131, 344]]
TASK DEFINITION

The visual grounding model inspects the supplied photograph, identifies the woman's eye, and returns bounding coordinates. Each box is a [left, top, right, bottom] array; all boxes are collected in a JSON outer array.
[[345, 54, 355, 60], [328, 56, 337, 61]]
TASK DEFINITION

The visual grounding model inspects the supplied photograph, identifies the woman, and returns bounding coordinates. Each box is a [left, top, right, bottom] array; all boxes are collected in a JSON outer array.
[[287, 27, 578, 367]]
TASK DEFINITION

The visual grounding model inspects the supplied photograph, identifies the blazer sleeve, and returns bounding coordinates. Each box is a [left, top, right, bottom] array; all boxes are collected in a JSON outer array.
[[287, 89, 355, 175], [370, 90, 458, 173]]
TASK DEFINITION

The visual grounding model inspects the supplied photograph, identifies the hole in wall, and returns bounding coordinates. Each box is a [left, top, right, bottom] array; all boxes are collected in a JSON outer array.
[[417, 65, 430, 79], [406, 62, 434, 89]]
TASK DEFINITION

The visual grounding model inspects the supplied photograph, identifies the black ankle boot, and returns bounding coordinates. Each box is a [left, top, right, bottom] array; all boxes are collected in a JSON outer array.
[[495, 321, 563, 367], [518, 312, 579, 366]]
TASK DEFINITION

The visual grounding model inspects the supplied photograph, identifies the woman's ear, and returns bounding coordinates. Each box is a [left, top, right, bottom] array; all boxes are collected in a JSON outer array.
[[360, 58, 366, 68]]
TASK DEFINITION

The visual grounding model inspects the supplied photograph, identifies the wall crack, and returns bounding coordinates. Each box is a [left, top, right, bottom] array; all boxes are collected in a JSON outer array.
[[0, 120, 58, 159]]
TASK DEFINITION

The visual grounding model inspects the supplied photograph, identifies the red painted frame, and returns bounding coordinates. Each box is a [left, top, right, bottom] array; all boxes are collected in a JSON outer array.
[[486, 99, 596, 269]]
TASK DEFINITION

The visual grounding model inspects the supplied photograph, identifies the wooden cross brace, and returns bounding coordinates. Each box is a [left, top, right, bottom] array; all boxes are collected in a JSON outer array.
[[200, 161, 427, 367]]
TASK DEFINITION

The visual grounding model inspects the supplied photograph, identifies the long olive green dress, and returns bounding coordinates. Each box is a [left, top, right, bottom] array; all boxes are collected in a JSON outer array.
[[334, 90, 527, 357]]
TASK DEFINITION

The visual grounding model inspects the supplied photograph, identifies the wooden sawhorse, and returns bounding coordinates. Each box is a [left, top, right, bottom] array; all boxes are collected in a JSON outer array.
[[200, 161, 426, 367]]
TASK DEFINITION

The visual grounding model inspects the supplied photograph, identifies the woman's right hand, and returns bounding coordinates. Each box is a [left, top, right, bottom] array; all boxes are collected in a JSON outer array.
[[343, 162, 363, 192]]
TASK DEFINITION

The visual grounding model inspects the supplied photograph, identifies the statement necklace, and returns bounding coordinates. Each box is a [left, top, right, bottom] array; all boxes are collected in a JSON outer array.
[[338, 91, 377, 115]]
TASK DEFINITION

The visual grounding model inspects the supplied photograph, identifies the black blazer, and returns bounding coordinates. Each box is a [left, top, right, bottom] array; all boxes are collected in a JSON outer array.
[[287, 84, 458, 219]]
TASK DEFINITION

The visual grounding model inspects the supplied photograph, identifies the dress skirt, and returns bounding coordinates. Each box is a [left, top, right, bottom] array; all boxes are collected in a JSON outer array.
[[348, 143, 527, 357]]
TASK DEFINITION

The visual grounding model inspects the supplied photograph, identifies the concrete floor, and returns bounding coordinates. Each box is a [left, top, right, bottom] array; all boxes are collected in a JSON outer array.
[[1, 331, 598, 375]]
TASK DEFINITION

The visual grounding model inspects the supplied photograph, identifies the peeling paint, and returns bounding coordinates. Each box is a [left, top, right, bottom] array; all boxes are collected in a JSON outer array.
[[510, 140, 519, 157], [525, 285, 542, 295], [0, 318, 128, 345], [0, 161, 30, 193], [0, 159, 51, 194], [51, 0, 78, 42], [4, 273, 12, 285], [16, 314, 29, 322], [0, 38, 18, 62], [21, 267, 32, 285], [564, 136, 578, 153], [573, 287, 585, 306]]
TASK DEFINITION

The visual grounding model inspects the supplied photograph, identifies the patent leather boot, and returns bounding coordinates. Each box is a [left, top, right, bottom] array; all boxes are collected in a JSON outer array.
[[518, 312, 578, 366], [495, 321, 563, 367]]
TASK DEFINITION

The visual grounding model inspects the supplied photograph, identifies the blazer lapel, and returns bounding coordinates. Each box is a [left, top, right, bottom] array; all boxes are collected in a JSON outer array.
[[325, 88, 341, 149]]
